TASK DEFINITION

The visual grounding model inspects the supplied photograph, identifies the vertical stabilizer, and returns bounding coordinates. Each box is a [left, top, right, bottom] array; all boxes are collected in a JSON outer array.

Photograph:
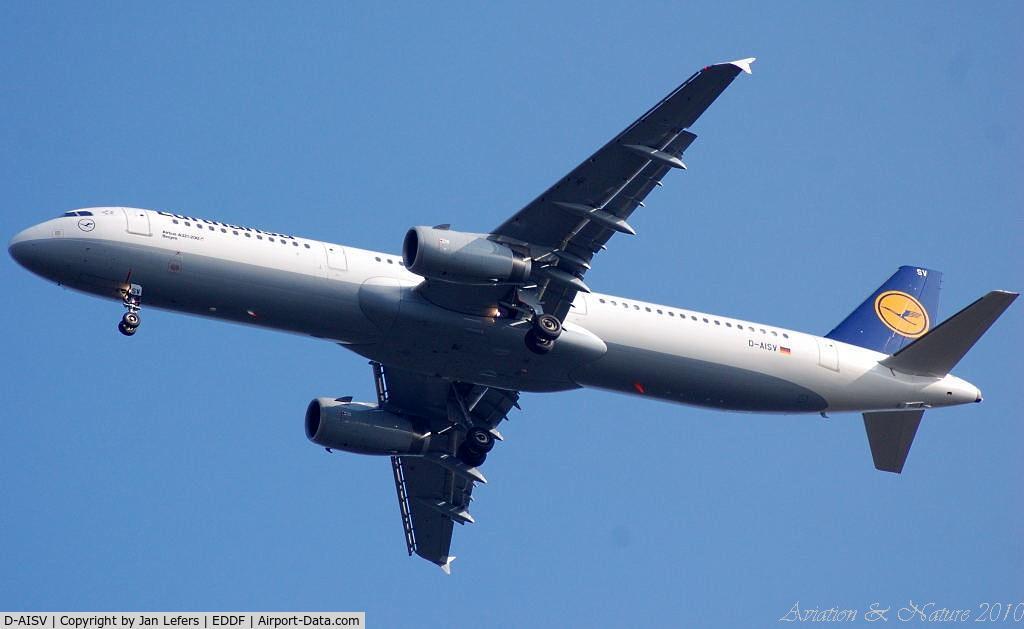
[[826, 266, 941, 354]]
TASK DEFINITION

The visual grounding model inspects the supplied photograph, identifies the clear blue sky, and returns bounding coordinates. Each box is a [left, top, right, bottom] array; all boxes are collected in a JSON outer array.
[[2, 2, 1021, 626]]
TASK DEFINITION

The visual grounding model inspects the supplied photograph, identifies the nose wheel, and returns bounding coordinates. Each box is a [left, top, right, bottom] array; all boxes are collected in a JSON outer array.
[[118, 283, 142, 336]]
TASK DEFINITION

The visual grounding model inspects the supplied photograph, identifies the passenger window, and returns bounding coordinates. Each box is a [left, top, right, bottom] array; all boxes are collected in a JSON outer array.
[[304, 244, 310, 249]]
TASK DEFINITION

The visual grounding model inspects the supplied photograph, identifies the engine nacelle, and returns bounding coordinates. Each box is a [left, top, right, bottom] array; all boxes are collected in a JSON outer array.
[[305, 398, 431, 456], [403, 226, 531, 284]]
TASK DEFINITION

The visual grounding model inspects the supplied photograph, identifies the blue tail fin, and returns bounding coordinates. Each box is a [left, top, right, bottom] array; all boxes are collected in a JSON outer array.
[[826, 266, 942, 354]]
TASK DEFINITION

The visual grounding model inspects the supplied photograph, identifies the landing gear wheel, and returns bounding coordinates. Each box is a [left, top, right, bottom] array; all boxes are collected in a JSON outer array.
[[465, 427, 495, 454], [119, 283, 143, 337], [524, 329, 553, 355], [533, 313, 562, 341], [457, 442, 487, 467]]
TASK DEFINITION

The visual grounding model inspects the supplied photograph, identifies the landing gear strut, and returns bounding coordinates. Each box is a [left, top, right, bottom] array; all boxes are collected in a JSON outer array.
[[525, 313, 562, 354], [118, 283, 142, 336]]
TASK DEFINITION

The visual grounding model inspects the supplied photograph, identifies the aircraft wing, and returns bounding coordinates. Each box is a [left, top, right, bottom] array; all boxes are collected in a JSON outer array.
[[491, 58, 753, 319], [381, 365, 518, 571]]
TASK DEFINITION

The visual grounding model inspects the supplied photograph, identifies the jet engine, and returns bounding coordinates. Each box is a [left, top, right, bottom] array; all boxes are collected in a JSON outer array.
[[305, 398, 432, 456], [402, 226, 531, 284]]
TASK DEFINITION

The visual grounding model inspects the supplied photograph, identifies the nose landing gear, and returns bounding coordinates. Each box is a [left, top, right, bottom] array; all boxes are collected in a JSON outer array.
[[118, 283, 142, 336]]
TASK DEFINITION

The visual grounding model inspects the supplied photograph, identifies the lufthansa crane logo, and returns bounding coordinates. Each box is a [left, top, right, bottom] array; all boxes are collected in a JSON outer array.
[[77, 218, 95, 232], [874, 290, 929, 338]]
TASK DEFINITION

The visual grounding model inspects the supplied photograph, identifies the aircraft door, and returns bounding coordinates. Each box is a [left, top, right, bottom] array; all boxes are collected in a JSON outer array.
[[572, 293, 589, 317], [816, 338, 840, 372], [123, 208, 151, 236], [325, 244, 348, 271]]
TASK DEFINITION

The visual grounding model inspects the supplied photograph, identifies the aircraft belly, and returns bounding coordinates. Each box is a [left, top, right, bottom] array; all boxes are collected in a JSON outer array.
[[350, 293, 606, 392], [53, 238, 378, 343], [571, 342, 828, 413]]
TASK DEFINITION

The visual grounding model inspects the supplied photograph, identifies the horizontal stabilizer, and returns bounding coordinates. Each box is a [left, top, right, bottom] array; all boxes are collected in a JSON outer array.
[[863, 410, 924, 473], [880, 291, 1018, 377]]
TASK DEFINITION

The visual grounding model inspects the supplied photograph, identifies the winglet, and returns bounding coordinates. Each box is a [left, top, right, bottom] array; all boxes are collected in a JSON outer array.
[[440, 556, 456, 575], [728, 57, 756, 75]]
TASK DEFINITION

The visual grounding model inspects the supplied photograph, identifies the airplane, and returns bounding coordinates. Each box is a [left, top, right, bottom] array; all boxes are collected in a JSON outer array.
[[8, 57, 1017, 573]]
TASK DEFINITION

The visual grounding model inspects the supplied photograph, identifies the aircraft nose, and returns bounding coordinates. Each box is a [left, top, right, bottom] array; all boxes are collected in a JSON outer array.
[[8, 227, 36, 266], [9, 222, 55, 274]]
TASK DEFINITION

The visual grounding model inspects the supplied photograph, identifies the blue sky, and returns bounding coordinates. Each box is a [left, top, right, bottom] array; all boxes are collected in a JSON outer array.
[[1, 2, 1021, 626]]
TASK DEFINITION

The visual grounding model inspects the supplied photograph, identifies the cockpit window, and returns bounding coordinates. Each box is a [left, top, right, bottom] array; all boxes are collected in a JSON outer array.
[[62, 210, 94, 217]]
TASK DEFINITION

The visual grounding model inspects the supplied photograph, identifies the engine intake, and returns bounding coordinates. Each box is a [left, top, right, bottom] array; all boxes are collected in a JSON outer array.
[[403, 226, 531, 284], [305, 398, 431, 456]]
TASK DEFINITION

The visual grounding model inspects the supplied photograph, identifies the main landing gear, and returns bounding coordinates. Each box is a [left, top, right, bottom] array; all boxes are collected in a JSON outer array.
[[118, 283, 142, 337], [457, 426, 495, 467], [524, 313, 562, 355]]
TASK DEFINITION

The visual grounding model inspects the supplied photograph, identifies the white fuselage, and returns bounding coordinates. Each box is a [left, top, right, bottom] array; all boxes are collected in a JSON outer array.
[[8, 208, 981, 414]]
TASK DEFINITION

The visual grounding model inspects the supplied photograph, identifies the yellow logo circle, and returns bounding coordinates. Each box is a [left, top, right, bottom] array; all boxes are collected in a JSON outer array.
[[874, 291, 929, 338]]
